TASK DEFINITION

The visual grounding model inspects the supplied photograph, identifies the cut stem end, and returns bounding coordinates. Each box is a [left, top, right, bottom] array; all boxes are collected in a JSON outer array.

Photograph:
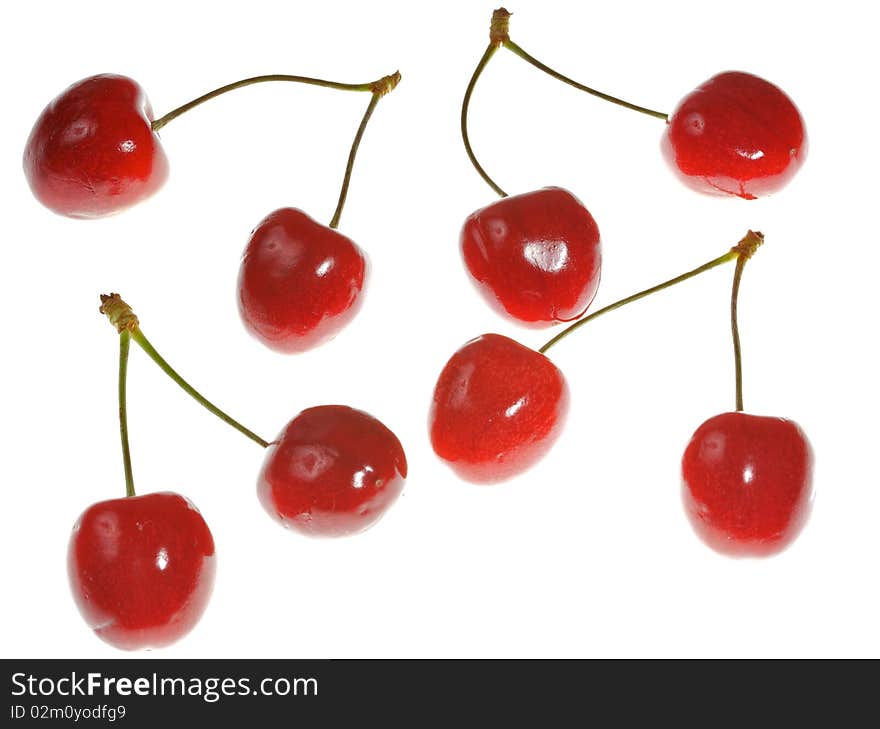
[[733, 230, 764, 261], [372, 71, 402, 97], [100, 293, 139, 333], [490, 8, 512, 45]]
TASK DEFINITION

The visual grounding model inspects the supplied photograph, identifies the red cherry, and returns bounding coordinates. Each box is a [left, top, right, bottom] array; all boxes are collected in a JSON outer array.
[[460, 187, 602, 326], [661, 71, 807, 199], [238, 208, 367, 353], [24, 74, 169, 218], [68, 491, 216, 650], [258, 405, 407, 536], [429, 333, 569, 483], [681, 412, 813, 557]]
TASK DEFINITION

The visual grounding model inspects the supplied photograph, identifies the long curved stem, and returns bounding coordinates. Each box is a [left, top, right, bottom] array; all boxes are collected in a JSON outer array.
[[461, 43, 508, 198], [731, 255, 749, 411], [118, 330, 135, 497], [503, 40, 668, 121], [539, 252, 735, 354], [538, 231, 764, 355], [100, 294, 270, 449], [130, 330, 270, 448], [330, 91, 381, 230], [151, 73, 389, 131]]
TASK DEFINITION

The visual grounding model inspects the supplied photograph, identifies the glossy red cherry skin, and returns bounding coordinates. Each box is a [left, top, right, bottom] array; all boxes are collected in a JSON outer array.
[[661, 71, 807, 199], [238, 208, 367, 353], [258, 405, 407, 537], [682, 412, 813, 557], [429, 333, 569, 483], [68, 492, 216, 650], [460, 187, 601, 326], [24, 74, 169, 218]]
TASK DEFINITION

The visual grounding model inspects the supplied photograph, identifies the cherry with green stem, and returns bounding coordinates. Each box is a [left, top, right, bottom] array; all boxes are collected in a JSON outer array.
[[237, 72, 400, 353], [430, 231, 764, 483], [458, 11, 602, 328], [67, 295, 219, 651], [681, 243, 814, 557], [109, 292, 408, 532], [463, 8, 806, 201], [24, 69, 400, 218]]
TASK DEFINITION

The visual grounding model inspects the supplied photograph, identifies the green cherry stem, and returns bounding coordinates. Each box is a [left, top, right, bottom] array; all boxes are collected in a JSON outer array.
[[497, 8, 668, 120], [117, 329, 135, 497], [538, 231, 764, 355], [461, 42, 507, 198], [730, 236, 760, 411], [461, 8, 515, 197], [502, 39, 668, 121], [100, 294, 270, 449], [330, 71, 401, 229], [151, 72, 398, 132]]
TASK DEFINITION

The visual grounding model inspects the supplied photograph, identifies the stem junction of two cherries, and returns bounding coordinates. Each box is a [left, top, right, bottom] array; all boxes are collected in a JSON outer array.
[[462, 7, 667, 199], [456, 7, 761, 419]]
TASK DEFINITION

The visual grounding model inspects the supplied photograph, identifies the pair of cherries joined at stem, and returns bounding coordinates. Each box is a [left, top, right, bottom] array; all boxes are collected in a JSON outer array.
[[434, 10, 813, 557], [429, 231, 813, 558], [24, 69, 401, 354], [69, 295, 407, 650], [456, 9, 807, 329]]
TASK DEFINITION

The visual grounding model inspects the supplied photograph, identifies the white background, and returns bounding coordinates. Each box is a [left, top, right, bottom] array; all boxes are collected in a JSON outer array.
[[1, 0, 877, 658]]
